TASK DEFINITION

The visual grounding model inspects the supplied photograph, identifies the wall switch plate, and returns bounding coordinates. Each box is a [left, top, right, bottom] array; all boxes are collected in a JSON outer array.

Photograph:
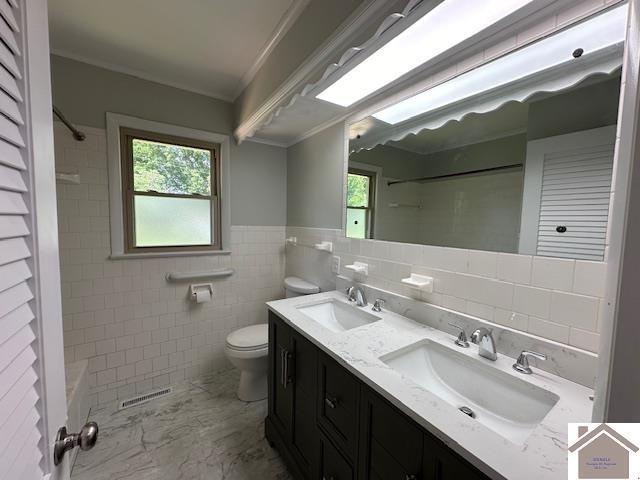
[[332, 256, 341, 274]]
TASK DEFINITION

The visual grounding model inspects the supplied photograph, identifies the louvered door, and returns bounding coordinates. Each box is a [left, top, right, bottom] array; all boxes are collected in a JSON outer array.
[[536, 143, 614, 260], [1, 1, 68, 479], [519, 126, 616, 260]]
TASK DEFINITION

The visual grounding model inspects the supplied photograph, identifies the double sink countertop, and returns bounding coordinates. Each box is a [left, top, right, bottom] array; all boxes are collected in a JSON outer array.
[[267, 290, 593, 480]]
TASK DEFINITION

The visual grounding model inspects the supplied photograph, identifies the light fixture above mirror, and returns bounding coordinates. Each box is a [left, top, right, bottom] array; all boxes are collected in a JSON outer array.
[[315, 0, 536, 107]]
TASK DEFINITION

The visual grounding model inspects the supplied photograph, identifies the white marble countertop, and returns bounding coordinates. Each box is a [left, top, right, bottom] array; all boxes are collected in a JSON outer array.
[[267, 290, 593, 480]]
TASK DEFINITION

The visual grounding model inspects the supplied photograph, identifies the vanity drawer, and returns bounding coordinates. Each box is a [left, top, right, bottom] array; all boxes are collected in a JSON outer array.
[[320, 432, 354, 480], [317, 352, 360, 459]]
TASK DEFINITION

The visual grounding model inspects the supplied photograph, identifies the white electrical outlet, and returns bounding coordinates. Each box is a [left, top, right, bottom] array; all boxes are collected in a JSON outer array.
[[331, 256, 341, 274]]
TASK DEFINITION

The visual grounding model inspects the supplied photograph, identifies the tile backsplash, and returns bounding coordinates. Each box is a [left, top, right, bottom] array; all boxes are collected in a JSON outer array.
[[286, 226, 606, 354], [55, 123, 286, 406]]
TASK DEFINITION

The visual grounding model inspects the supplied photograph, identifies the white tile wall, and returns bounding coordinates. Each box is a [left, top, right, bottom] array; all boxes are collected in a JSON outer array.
[[55, 123, 286, 406], [286, 226, 606, 354]]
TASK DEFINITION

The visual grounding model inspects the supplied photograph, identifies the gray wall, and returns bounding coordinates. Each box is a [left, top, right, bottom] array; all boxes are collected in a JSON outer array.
[[528, 76, 620, 140], [51, 55, 232, 133], [287, 123, 345, 228], [229, 141, 287, 226], [50, 55, 287, 226]]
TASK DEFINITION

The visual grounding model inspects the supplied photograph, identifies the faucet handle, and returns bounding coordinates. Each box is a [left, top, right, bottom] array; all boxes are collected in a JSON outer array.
[[513, 350, 547, 374], [448, 323, 469, 348], [372, 299, 385, 312]]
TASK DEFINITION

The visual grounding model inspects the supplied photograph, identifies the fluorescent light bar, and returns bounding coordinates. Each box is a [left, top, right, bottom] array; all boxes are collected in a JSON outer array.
[[373, 5, 627, 125], [315, 0, 534, 107]]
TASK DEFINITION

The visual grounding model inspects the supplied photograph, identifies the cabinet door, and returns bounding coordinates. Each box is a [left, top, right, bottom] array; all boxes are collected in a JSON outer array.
[[423, 433, 490, 480], [318, 352, 360, 460], [268, 312, 293, 439], [359, 386, 423, 480], [320, 432, 354, 480], [290, 331, 318, 478]]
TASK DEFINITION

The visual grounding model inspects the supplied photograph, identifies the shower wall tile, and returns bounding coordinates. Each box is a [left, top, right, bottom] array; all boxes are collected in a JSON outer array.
[[55, 123, 286, 406]]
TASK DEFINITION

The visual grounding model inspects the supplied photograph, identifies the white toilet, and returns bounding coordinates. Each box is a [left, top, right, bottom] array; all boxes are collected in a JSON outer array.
[[225, 324, 269, 401], [225, 277, 319, 401], [284, 276, 320, 298]]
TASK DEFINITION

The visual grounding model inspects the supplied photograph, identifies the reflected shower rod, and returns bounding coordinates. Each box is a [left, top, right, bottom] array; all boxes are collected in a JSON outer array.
[[387, 163, 523, 186]]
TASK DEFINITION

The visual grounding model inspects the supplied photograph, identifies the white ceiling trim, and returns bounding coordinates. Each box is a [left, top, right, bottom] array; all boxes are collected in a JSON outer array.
[[233, 0, 397, 143], [233, 0, 311, 100], [244, 136, 289, 148], [245, 0, 626, 147], [51, 48, 235, 102]]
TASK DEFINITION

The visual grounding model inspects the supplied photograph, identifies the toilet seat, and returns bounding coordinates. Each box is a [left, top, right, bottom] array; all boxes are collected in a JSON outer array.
[[225, 324, 268, 351]]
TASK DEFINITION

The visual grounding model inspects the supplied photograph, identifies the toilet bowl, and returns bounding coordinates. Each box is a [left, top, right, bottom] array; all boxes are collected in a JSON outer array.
[[225, 277, 319, 401], [225, 324, 269, 401]]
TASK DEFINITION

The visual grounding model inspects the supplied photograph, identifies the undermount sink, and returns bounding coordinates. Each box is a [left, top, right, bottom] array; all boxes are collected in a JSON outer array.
[[380, 340, 559, 445], [297, 299, 381, 333]]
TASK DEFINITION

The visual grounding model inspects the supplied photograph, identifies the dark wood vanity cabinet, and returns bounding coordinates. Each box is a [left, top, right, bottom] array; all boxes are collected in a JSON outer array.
[[267, 312, 318, 479], [266, 311, 492, 480]]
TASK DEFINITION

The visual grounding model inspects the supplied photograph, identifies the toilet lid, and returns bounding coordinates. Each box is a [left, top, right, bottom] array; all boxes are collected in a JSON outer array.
[[226, 324, 268, 350], [284, 276, 319, 294]]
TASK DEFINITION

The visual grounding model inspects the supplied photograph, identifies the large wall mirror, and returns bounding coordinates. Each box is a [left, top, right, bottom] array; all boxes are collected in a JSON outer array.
[[346, 5, 625, 261]]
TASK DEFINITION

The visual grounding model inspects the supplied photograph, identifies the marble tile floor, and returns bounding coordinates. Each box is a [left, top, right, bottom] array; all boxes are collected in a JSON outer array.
[[71, 369, 293, 480]]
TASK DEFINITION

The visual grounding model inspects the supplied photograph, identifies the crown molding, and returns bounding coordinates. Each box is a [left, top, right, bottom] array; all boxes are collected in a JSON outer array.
[[233, 0, 311, 100], [233, 0, 396, 143], [50, 49, 235, 102]]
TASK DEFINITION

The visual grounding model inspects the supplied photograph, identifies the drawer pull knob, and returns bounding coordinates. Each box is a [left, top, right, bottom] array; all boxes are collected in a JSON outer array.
[[325, 396, 339, 409]]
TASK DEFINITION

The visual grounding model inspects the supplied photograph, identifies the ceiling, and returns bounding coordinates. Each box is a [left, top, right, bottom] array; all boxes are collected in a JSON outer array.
[[48, 0, 303, 101]]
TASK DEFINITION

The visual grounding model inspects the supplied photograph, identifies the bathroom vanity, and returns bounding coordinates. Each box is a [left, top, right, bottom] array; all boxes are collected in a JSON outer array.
[[266, 291, 593, 480]]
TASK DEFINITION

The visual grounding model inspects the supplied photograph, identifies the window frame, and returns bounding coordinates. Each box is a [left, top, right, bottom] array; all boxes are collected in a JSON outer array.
[[119, 127, 221, 254], [347, 167, 376, 239], [107, 113, 231, 259]]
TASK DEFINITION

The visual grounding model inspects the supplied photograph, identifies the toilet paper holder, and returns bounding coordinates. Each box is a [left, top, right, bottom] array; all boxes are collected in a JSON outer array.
[[190, 283, 213, 300]]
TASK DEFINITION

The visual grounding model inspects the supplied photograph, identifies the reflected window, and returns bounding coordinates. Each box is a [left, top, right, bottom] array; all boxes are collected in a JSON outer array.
[[120, 128, 221, 252], [347, 169, 376, 239]]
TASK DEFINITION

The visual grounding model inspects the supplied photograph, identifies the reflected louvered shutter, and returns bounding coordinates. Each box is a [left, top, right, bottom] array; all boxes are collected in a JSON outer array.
[[0, 0, 45, 478], [536, 143, 614, 261]]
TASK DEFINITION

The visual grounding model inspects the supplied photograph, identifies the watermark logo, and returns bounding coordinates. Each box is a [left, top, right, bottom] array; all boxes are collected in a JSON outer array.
[[568, 423, 640, 479]]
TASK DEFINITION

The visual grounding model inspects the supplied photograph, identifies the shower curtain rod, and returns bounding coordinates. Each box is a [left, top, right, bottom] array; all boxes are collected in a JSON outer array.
[[53, 105, 85, 141], [387, 163, 523, 186]]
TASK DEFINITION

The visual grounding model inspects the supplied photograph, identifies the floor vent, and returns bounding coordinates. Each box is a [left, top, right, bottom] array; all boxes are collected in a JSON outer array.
[[118, 387, 173, 410]]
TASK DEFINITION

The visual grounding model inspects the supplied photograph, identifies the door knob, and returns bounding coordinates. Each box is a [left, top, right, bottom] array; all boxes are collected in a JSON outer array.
[[53, 421, 99, 465]]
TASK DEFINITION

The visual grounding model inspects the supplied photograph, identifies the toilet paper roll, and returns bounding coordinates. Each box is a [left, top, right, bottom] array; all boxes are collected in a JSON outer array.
[[194, 289, 211, 303]]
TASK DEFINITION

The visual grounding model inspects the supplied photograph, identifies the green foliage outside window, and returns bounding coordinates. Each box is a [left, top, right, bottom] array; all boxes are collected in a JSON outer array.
[[133, 139, 211, 195], [347, 173, 370, 207]]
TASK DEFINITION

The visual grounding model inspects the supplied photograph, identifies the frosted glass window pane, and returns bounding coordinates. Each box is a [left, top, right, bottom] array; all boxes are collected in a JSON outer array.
[[134, 195, 211, 247], [346, 208, 366, 239], [132, 138, 211, 195]]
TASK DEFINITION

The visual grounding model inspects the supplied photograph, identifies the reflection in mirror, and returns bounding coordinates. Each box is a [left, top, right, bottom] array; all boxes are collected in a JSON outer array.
[[346, 6, 625, 261]]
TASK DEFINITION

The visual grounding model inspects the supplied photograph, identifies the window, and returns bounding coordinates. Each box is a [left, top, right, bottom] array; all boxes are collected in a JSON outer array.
[[346, 169, 375, 239], [120, 127, 221, 253]]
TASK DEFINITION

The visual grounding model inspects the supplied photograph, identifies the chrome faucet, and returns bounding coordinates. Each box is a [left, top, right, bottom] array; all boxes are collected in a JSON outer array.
[[513, 350, 547, 374], [346, 285, 367, 307], [470, 327, 497, 361]]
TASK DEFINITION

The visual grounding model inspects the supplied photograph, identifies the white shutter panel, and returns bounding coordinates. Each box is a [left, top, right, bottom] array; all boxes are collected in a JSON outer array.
[[0, 1, 44, 478], [536, 143, 614, 261]]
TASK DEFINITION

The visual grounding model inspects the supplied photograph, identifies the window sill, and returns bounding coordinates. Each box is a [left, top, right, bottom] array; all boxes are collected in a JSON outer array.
[[109, 250, 232, 260]]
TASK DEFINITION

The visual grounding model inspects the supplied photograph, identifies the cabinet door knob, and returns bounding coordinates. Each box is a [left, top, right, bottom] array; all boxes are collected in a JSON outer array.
[[406, 475, 418, 480], [325, 396, 338, 409]]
